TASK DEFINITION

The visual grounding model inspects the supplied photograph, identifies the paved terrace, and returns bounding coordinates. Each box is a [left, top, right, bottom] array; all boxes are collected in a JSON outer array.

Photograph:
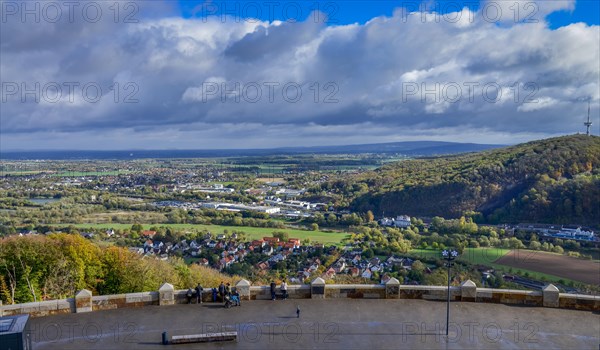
[[29, 299, 599, 350]]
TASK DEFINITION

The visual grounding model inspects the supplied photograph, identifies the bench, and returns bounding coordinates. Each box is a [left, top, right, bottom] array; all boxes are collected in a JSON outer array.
[[170, 331, 237, 344]]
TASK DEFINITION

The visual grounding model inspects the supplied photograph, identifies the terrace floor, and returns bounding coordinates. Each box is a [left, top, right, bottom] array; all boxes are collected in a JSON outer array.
[[29, 299, 599, 349]]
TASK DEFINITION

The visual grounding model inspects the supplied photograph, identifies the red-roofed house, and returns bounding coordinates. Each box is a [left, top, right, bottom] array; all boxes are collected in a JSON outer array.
[[142, 230, 156, 238]]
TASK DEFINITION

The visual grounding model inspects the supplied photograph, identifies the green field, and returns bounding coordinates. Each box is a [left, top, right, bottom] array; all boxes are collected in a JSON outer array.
[[51, 170, 131, 177], [458, 248, 574, 283], [2, 171, 45, 176], [459, 248, 512, 265], [72, 223, 350, 244]]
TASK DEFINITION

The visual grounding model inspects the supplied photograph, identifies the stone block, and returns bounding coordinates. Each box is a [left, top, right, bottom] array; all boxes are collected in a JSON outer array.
[[236, 279, 251, 301], [311, 277, 326, 299], [159, 283, 175, 306], [75, 289, 92, 313], [385, 278, 400, 299], [460, 280, 477, 301], [543, 284, 559, 308]]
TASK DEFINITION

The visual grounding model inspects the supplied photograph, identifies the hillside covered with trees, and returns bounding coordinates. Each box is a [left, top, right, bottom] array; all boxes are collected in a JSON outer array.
[[320, 135, 600, 226]]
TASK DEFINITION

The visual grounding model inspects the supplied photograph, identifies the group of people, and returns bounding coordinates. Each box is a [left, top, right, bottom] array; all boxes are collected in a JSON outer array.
[[186, 280, 293, 305], [185, 283, 204, 304], [184, 280, 298, 316], [270, 280, 288, 300], [219, 281, 241, 307]]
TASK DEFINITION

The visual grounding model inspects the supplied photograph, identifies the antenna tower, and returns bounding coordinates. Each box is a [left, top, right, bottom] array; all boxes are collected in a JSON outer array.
[[584, 100, 592, 136]]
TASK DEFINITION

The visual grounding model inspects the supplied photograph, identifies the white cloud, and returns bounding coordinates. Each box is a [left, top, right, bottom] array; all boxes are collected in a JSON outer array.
[[517, 96, 559, 112], [182, 77, 228, 102], [0, 0, 597, 149]]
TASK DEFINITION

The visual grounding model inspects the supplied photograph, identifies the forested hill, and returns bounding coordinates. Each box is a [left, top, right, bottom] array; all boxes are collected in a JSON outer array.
[[327, 135, 600, 226]]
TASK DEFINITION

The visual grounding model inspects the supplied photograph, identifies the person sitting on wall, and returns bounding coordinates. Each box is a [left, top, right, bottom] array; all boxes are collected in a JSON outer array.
[[231, 289, 241, 306]]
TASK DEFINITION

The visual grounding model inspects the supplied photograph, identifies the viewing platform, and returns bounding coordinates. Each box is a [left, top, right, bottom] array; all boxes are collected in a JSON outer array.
[[2, 279, 599, 349]]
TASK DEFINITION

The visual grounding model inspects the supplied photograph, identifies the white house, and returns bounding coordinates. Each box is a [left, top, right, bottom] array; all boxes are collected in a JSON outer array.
[[379, 215, 411, 228]]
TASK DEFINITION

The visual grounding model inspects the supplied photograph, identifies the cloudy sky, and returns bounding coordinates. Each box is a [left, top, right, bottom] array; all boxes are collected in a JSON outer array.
[[1, 0, 599, 150]]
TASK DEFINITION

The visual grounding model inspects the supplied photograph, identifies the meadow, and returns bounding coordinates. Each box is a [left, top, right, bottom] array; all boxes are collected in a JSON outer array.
[[73, 223, 350, 244]]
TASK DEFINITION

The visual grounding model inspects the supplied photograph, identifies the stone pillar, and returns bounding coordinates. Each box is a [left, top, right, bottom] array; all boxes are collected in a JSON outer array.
[[236, 279, 251, 301], [75, 289, 92, 313], [543, 284, 559, 308], [460, 280, 477, 302], [385, 277, 400, 299], [311, 277, 325, 299], [159, 283, 175, 306]]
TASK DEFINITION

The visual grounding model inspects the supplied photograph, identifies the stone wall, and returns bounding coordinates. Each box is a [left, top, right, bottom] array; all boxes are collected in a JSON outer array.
[[325, 284, 386, 299], [475, 288, 543, 306], [398, 285, 461, 301], [92, 292, 159, 311], [2, 280, 598, 318], [0, 299, 74, 317], [247, 285, 312, 300]]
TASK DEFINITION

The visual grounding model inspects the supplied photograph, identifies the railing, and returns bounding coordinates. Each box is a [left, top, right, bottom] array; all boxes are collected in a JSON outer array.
[[1, 278, 598, 318]]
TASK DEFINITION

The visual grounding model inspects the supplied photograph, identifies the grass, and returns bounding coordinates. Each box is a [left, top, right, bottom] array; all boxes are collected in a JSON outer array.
[[51, 170, 131, 177], [408, 247, 512, 264], [406, 248, 441, 260], [71, 223, 350, 244], [486, 264, 580, 285], [459, 248, 512, 265], [2, 171, 44, 176]]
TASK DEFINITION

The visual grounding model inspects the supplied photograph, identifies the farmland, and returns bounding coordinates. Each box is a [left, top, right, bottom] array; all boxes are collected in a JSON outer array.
[[496, 250, 600, 285], [408, 247, 598, 285]]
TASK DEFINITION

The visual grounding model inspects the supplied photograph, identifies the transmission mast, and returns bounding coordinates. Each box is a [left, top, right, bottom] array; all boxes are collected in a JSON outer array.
[[584, 100, 592, 136]]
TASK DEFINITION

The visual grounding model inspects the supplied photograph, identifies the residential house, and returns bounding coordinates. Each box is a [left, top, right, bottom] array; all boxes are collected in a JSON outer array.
[[287, 238, 301, 248], [379, 215, 411, 228], [142, 230, 157, 238], [263, 237, 280, 244], [333, 259, 346, 274], [262, 245, 274, 256]]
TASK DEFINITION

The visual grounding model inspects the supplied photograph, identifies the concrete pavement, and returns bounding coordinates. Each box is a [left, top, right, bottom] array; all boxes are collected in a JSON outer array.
[[28, 299, 600, 349]]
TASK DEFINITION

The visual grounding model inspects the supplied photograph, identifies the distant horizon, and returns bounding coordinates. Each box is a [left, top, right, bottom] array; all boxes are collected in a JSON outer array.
[[0, 139, 508, 153], [0, 139, 514, 161], [6, 133, 598, 153]]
